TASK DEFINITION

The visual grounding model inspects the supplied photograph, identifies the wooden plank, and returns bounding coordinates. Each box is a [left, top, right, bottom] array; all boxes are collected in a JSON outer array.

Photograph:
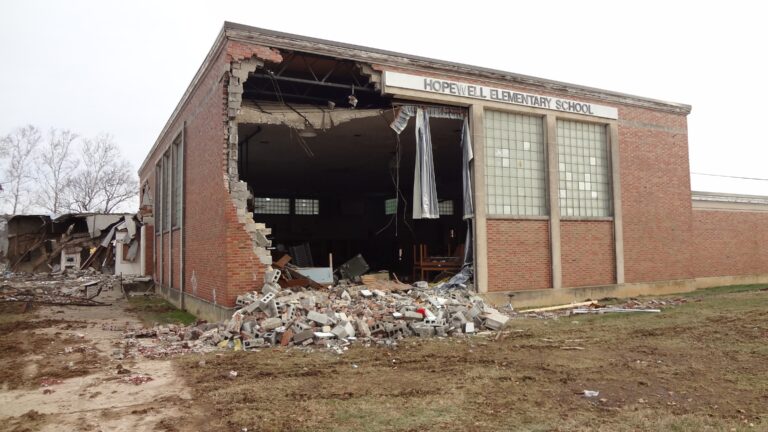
[[519, 300, 597, 313]]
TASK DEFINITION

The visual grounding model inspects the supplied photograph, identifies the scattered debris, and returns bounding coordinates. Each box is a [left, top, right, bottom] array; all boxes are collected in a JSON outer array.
[[582, 390, 600, 398], [123, 375, 153, 385], [0, 270, 124, 306], [571, 307, 661, 314], [520, 301, 598, 313], [39, 377, 63, 387]]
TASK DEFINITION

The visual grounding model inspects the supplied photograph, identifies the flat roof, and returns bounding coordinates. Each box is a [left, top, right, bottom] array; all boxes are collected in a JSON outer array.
[[224, 21, 692, 114], [140, 22, 692, 173]]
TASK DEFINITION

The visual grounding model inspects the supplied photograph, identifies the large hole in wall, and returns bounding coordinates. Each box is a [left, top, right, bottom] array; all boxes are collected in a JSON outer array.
[[237, 110, 465, 281]]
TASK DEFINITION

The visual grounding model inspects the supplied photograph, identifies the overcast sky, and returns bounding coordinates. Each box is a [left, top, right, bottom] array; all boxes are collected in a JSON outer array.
[[1, 0, 767, 201]]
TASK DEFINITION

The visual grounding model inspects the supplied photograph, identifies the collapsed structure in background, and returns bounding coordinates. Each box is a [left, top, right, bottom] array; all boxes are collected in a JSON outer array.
[[138, 22, 768, 323], [0, 213, 145, 275]]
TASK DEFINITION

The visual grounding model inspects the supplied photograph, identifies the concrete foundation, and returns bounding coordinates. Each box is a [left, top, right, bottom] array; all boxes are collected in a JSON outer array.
[[481, 273, 768, 309], [158, 284, 235, 323]]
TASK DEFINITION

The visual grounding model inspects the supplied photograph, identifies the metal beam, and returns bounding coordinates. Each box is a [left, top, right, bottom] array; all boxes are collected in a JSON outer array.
[[250, 73, 376, 92]]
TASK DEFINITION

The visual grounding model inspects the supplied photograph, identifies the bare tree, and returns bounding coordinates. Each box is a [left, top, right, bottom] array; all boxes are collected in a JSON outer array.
[[64, 133, 137, 213], [99, 158, 136, 213], [36, 128, 79, 214], [0, 125, 41, 214]]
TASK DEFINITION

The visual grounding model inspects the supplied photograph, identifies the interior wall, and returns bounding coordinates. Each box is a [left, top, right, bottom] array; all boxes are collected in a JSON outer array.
[[238, 113, 465, 278]]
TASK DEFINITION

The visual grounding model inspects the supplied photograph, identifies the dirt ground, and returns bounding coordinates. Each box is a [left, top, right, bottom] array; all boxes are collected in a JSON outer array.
[[170, 284, 768, 432], [1, 283, 766, 431], [0, 287, 191, 432]]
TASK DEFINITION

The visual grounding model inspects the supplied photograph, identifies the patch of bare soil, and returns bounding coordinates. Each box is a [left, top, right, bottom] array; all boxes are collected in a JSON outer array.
[[0, 280, 191, 432], [0, 318, 98, 390]]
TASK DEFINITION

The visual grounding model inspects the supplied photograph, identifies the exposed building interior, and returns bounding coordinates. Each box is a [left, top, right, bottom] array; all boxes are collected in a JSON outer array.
[[234, 51, 468, 281]]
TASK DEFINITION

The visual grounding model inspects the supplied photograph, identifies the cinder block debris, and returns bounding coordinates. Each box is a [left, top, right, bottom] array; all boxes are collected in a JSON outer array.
[[119, 269, 538, 357]]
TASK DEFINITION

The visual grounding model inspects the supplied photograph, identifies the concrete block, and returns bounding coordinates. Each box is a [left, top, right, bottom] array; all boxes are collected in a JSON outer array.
[[283, 304, 296, 322], [292, 321, 311, 332], [451, 311, 468, 326], [293, 329, 315, 343], [343, 321, 355, 338], [464, 322, 475, 334], [262, 283, 280, 296], [314, 331, 335, 339], [403, 311, 423, 321], [243, 338, 264, 350], [242, 301, 260, 314], [264, 268, 281, 284], [369, 322, 387, 336], [307, 310, 332, 325], [262, 317, 283, 331], [226, 312, 244, 333], [435, 325, 449, 337], [355, 319, 371, 338], [481, 312, 509, 330], [331, 324, 348, 339], [263, 332, 276, 345]]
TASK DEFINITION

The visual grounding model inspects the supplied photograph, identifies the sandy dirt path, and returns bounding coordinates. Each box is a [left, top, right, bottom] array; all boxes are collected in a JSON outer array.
[[0, 287, 192, 432]]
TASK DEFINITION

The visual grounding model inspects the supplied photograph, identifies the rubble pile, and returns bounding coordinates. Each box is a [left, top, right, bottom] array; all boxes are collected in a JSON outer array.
[[122, 268, 511, 356], [0, 270, 125, 306]]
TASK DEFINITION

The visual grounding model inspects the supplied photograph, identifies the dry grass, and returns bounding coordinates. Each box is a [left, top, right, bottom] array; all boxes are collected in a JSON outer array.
[[168, 285, 766, 430]]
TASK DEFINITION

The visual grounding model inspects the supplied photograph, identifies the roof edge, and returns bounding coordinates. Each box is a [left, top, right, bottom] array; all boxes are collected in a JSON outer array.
[[140, 22, 693, 174], [692, 190, 768, 204], [223, 21, 691, 115], [139, 25, 228, 174]]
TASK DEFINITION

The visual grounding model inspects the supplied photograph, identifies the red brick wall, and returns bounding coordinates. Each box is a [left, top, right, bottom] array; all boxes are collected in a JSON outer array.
[[487, 220, 551, 291], [225, 206, 264, 306], [692, 210, 768, 277], [561, 220, 615, 287], [143, 225, 154, 277], [171, 230, 181, 289], [139, 40, 276, 308], [617, 107, 694, 283]]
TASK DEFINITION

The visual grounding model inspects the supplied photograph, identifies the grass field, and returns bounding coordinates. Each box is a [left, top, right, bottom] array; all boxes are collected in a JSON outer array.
[[172, 284, 768, 431]]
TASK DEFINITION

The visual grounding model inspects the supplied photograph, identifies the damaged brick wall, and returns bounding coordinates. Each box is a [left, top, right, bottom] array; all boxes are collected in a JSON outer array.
[[139, 42, 232, 307], [223, 43, 284, 304], [139, 39, 285, 310]]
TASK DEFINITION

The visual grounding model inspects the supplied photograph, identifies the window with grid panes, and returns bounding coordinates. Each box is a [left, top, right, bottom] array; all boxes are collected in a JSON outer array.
[[162, 152, 171, 230], [438, 199, 454, 216], [253, 197, 290, 214], [556, 120, 612, 217], [172, 137, 182, 227], [295, 198, 319, 215], [154, 164, 161, 233], [484, 111, 547, 216], [384, 198, 397, 215]]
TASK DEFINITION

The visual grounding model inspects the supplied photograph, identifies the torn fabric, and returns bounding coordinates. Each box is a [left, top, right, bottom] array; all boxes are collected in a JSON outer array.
[[413, 108, 439, 219], [461, 118, 474, 219], [389, 105, 466, 134]]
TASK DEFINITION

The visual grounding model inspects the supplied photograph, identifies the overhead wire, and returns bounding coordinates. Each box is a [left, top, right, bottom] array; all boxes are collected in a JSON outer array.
[[375, 109, 414, 236], [691, 172, 768, 182], [265, 69, 314, 157]]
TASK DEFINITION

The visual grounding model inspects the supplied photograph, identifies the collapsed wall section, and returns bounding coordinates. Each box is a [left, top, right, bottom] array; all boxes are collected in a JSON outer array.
[[222, 42, 284, 306]]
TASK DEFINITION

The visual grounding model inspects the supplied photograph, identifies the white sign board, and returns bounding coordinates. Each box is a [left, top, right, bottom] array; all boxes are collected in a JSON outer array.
[[383, 71, 618, 119]]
